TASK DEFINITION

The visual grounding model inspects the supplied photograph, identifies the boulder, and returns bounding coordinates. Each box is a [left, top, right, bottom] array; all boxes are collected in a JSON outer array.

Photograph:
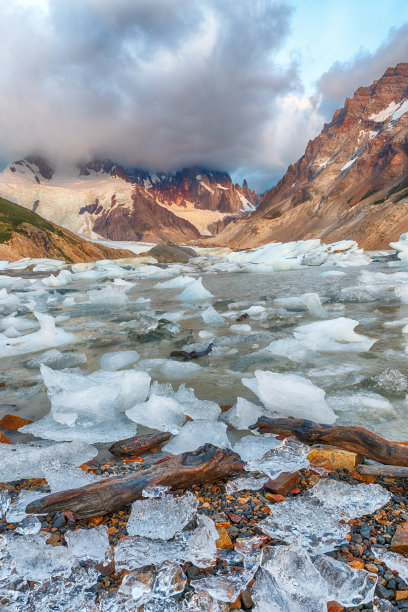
[[149, 242, 197, 263]]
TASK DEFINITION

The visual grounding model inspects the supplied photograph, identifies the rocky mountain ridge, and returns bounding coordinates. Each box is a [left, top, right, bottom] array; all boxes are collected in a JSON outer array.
[[0, 159, 259, 243], [214, 62, 408, 250]]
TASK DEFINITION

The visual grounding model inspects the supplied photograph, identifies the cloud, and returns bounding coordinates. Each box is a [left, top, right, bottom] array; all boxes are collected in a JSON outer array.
[[317, 23, 408, 117], [0, 0, 304, 190]]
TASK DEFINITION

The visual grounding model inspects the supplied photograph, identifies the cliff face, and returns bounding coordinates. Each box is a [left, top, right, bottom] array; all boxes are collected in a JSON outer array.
[[214, 63, 408, 250], [0, 159, 259, 242], [0, 197, 134, 262]]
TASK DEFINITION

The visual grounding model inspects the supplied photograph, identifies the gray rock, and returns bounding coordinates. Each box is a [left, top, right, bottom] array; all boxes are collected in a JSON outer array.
[[150, 242, 197, 263]]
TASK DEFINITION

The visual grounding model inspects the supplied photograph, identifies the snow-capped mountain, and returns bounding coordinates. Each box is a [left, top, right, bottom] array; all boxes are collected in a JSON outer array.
[[0, 158, 259, 242], [214, 63, 408, 250]]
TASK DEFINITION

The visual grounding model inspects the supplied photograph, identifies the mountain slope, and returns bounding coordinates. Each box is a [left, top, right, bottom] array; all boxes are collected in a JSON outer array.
[[214, 63, 408, 250], [0, 159, 259, 241], [0, 197, 134, 262]]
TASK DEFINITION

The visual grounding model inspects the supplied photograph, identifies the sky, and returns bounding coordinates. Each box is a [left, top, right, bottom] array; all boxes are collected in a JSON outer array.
[[0, 0, 408, 192]]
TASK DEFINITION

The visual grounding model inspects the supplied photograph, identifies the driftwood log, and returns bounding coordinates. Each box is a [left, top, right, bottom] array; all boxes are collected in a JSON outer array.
[[26, 444, 244, 519], [170, 342, 215, 361], [356, 464, 408, 478], [108, 432, 171, 457], [250, 417, 408, 466]]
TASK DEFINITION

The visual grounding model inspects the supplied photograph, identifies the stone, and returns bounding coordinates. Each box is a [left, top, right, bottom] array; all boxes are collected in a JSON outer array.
[[0, 433, 11, 444], [264, 471, 301, 495], [327, 603, 344, 612], [241, 590, 254, 609], [396, 591, 408, 601], [391, 522, 408, 554], [348, 560, 365, 570], [150, 243, 197, 263], [308, 446, 363, 471], [216, 526, 233, 550], [0, 414, 32, 431]]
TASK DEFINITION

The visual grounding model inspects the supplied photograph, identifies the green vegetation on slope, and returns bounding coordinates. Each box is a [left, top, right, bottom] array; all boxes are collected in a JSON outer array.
[[0, 196, 65, 243]]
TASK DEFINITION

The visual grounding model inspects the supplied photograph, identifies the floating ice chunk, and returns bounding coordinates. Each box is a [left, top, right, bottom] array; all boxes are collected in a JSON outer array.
[[15, 516, 42, 535], [301, 293, 327, 318], [243, 370, 336, 424], [88, 283, 130, 307], [99, 350, 140, 371], [225, 476, 268, 494], [230, 323, 251, 332], [320, 270, 346, 277], [22, 366, 150, 442], [327, 391, 396, 423], [253, 545, 329, 612], [127, 493, 198, 540], [41, 269, 72, 287], [265, 337, 317, 362], [193, 567, 254, 603], [244, 305, 266, 316], [7, 533, 77, 581], [126, 394, 186, 434], [0, 288, 22, 313], [373, 547, 408, 583], [0, 441, 97, 481], [233, 434, 280, 462], [245, 438, 310, 479], [43, 461, 98, 493], [313, 553, 377, 606], [221, 397, 263, 430], [26, 349, 87, 370], [395, 285, 408, 304], [176, 278, 213, 301], [160, 360, 202, 379], [201, 305, 224, 326], [65, 526, 110, 562], [163, 420, 231, 454], [0, 313, 38, 331], [6, 490, 45, 523], [0, 312, 75, 358], [372, 368, 408, 394], [293, 317, 376, 352], [115, 515, 218, 570], [173, 384, 221, 420], [155, 276, 195, 289]]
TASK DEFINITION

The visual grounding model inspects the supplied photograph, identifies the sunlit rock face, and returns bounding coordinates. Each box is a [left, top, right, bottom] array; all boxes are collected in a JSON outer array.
[[215, 63, 408, 250]]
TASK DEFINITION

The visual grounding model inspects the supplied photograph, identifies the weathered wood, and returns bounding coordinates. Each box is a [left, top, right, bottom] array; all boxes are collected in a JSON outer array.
[[250, 417, 408, 466], [356, 464, 408, 477], [109, 432, 171, 457], [26, 444, 244, 519], [170, 342, 215, 361]]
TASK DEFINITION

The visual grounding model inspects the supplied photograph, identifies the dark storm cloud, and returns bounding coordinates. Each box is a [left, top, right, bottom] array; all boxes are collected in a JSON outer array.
[[0, 0, 302, 190], [317, 23, 408, 118]]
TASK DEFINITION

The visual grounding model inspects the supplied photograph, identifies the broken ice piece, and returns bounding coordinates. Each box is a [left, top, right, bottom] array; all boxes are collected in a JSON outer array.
[[115, 515, 218, 570], [310, 479, 391, 519], [373, 547, 408, 583], [6, 490, 46, 523], [225, 476, 268, 495], [142, 485, 171, 498], [65, 526, 110, 563], [43, 460, 99, 493], [253, 545, 328, 612], [7, 533, 77, 581], [245, 437, 310, 479], [221, 397, 263, 430], [182, 591, 222, 611], [372, 598, 398, 611], [99, 350, 140, 371], [153, 562, 187, 599], [233, 434, 280, 462], [193, 567, 254, 602], [15, 516, 42, 536], [163, 420, 231, 455], [176, 278, 214, 301], [242, 370, 336, 424], [313, 553, 377, 606], [127, 492, 198, 540], [0, 490, 10, 518]]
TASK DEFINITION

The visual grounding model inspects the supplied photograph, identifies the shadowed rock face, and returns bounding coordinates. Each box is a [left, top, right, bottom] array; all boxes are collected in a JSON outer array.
[[214, 63, 408, 250]]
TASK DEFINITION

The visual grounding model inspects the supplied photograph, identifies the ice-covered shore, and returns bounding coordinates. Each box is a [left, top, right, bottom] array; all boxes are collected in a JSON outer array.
[[0, 235, 407, 609]]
